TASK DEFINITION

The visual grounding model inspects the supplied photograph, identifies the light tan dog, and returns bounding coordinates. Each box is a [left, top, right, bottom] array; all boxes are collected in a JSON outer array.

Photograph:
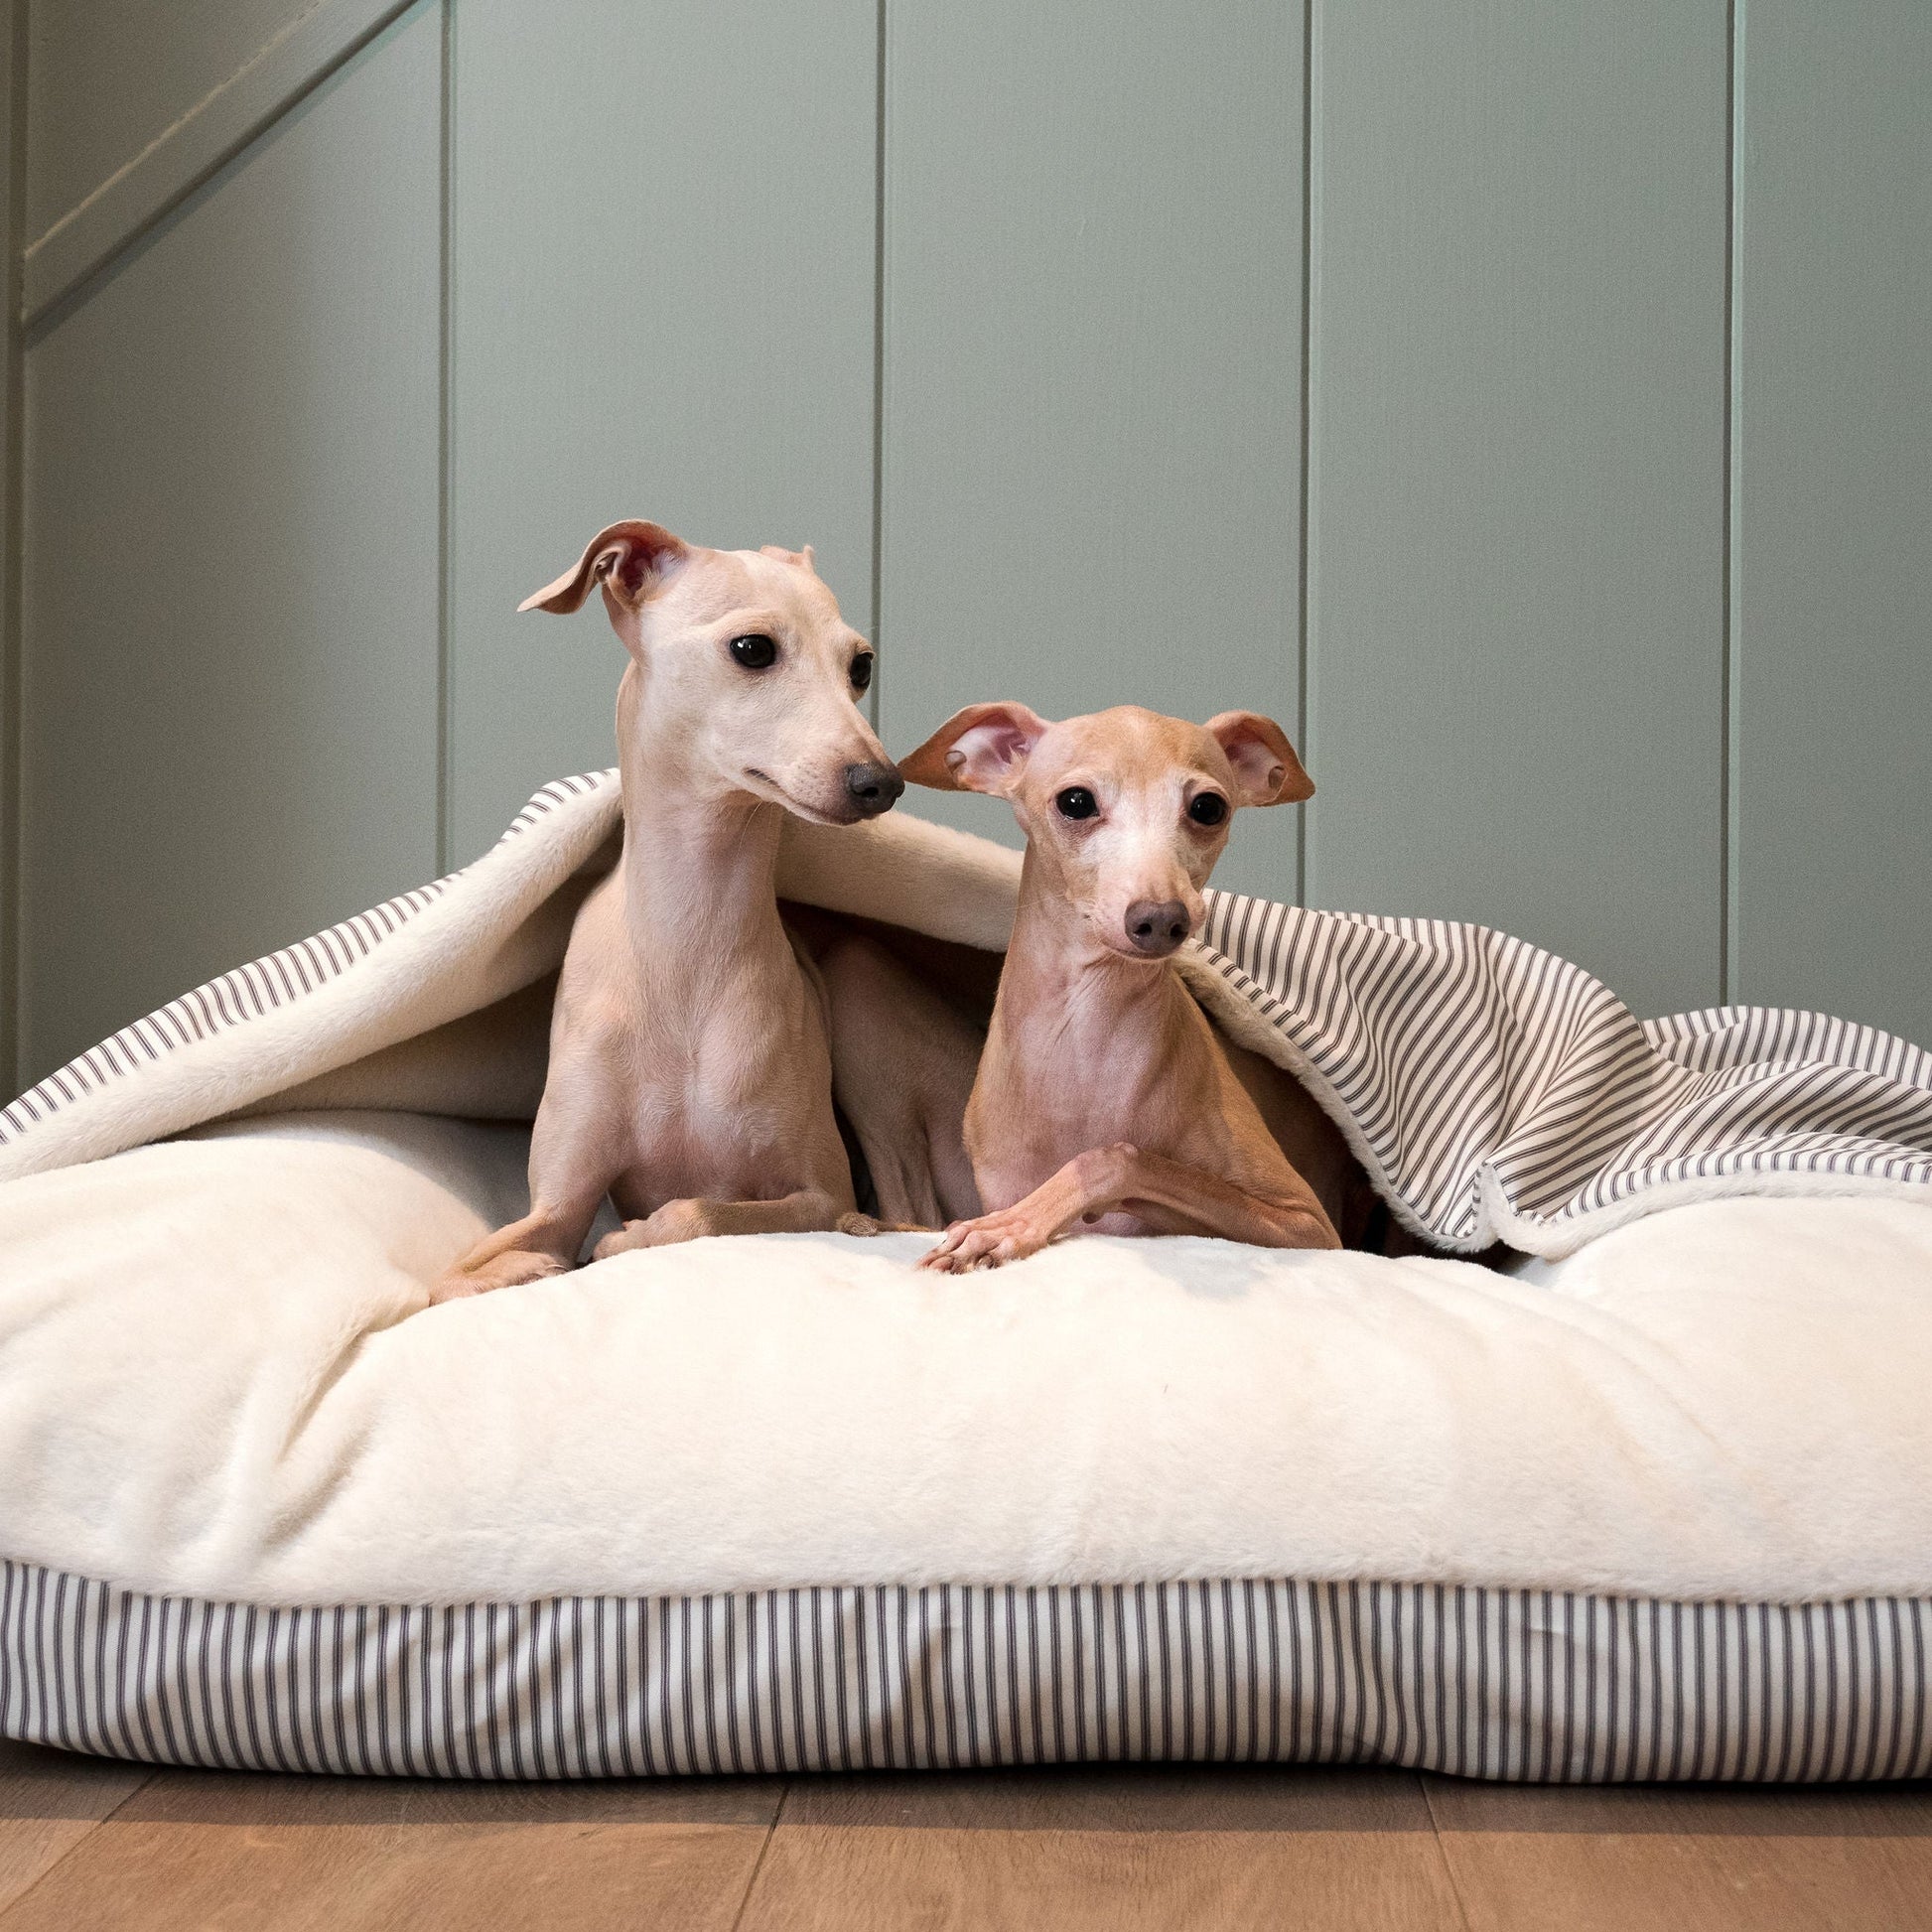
[[902, 702, 1346, 1272], [433, 520, 902, 1301]]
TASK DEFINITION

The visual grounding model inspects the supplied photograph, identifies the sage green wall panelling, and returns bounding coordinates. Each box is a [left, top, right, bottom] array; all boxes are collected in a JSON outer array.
[[1302, 0, 1729, 1019], [12, 0, 1930, 1089], [1729, 0, 1932, 1049], [26, 0, 302, 239], [448, 0, 878, 863], [23, 0, 418, 321], [1, 4, 19, 1094], [19, 4, 442, 1085], [874, 0, 1305, 903]]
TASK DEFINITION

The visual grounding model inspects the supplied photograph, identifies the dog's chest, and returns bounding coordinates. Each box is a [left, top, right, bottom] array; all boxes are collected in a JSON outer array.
[[614, 988, 836, 1207], [969, 1003, 1229, 1218]]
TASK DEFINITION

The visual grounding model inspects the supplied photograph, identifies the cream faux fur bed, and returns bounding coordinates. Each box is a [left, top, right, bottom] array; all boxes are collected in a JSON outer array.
[[2, 1108, 1929, 1609], [6, 777, 1932, 1782]]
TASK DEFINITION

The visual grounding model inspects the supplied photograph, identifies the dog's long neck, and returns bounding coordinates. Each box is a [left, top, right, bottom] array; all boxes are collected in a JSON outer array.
[[615, 683, 791, 982], [990, 851, 1199, 1071]]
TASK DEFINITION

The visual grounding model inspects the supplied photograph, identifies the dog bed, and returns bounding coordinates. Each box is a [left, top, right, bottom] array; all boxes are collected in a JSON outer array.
[[3, 776, 1931, 1782]]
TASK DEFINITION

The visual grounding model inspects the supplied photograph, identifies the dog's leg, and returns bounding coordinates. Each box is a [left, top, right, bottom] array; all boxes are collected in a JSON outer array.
[[592, 1187, 870, 1257], [430, 1077, 616, 1301], [433, 1202, 603, 1300], [1215, 1035, 1379, 1247], [815, 927, 985, 1229], [919, 1143, 1338, 1272]]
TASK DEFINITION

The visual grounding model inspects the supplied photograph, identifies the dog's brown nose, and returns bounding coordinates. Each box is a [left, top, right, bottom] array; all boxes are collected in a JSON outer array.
[[844, 760, 904, 817], [1125, 898, 1190, 956]]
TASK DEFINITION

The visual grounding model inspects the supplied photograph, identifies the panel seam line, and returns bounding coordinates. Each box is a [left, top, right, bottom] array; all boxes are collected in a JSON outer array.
[[435, 0, 456, 873], [1720, 0, 1741, 1004], [867, 0, 887, 732], [1295, 0, 1315, 906], [2, 0, 27, 1092]]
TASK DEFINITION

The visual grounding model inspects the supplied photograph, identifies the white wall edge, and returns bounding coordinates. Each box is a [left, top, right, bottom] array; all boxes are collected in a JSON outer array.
[[21, 0, 416, 327]]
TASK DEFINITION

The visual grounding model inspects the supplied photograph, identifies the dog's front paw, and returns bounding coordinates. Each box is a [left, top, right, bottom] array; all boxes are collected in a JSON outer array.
[[595, 1198, 717, 1257], [916, 1210, 1047, 1273], [593, 1220, 645, 1262], [836, 1212, 932, 1237], [429, 1250, 568, 1303]]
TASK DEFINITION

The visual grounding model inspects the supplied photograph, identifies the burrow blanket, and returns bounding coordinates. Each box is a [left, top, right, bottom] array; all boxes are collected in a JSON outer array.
[[4, 772, 1929, 1255]]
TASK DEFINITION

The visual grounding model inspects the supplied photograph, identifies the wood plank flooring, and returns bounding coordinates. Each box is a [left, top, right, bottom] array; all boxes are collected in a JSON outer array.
[[1426, 1779, 1932, 1932], [737, 1769, 1463, 1932], [0, 1737, 150, 1916], [3, 1736, 1927, 1930]]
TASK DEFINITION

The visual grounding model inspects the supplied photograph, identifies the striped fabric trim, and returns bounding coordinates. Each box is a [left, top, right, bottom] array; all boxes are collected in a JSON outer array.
[[0, 771, 616, 1150], [1197, 892, 1932, 1249], [3, 1562, 1927, 1783]]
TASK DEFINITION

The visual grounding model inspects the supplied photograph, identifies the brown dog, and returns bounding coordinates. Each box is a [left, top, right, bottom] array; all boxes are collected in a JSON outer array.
[[433, 521, 901, 1301], [901, 702, 1351, 1271]]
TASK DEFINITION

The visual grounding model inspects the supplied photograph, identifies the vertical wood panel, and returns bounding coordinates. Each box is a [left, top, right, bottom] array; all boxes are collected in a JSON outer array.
[[1304, 0, 1728, 1018], [448, 0, 878, 863], [1730, 0, 1932, 1047], [18, 4, 442, 1085], [2, 0, 23, 1094], [876, 0, 1304, 902]]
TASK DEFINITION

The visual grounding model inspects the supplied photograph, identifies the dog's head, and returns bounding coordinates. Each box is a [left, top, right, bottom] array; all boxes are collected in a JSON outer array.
[[522, 520, 900, 824], [901, 702, 1310, 960]]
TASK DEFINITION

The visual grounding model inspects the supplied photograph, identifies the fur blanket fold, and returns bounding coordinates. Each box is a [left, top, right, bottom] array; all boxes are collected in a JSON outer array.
[[4, 772, 1929, 1259]]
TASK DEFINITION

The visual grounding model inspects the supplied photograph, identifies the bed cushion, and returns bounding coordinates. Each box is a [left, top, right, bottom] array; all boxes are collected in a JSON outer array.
[[3, 1110, 1929, 1780]]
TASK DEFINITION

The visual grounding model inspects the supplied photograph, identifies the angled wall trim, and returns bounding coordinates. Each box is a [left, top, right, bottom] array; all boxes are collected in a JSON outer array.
[[21, 0, 415, 326]]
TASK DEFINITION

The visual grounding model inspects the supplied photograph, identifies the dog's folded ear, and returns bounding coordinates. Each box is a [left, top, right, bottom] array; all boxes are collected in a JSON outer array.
[[899, 703, 1049, 795], [518, 521, 690, 616], [1206, 712, 1313, 806]]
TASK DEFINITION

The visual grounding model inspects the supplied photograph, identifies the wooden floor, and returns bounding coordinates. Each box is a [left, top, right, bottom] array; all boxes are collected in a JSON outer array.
[[2, 1737, 1929, 1930]]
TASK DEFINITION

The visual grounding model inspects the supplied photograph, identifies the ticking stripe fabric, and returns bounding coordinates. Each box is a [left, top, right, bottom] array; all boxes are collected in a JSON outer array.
[[1196, 894, 1932, 1251], [3, 770, 1929, 1254], [3, 1562, 1926, 1783], [0, 772, 612, 1154]]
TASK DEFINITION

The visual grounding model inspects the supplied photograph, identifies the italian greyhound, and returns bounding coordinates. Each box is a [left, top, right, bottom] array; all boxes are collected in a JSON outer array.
[[432, 520, 902, 1301], [901, 703, 1347, 1271]]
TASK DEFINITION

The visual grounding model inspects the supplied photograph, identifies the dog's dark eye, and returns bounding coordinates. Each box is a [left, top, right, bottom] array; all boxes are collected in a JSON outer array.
[[729, 633, 778, 670], [1187, 792, 1229, 827], [850, 652, 874, 692], [1055, 786, 1098, 821]]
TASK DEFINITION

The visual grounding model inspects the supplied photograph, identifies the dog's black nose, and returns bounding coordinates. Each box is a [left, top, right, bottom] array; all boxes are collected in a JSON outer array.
[[843, 760, 904, 817], [1124, 898, 1190, 956]]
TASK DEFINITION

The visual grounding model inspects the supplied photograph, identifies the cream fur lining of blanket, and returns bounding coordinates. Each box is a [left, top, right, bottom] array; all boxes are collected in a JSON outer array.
[[0, 789, 1020, 1185], [1, 1109, 1930, 1606]]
